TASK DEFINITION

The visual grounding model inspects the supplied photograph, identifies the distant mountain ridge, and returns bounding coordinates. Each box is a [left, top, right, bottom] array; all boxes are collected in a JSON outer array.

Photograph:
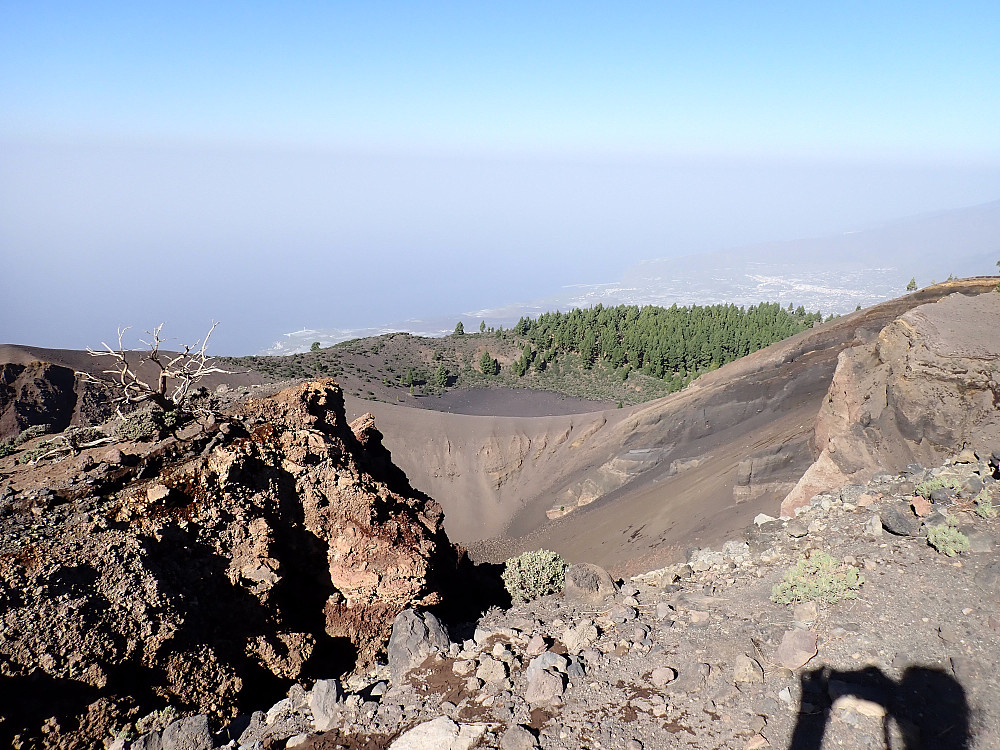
[[263, 199, 1000, 355]]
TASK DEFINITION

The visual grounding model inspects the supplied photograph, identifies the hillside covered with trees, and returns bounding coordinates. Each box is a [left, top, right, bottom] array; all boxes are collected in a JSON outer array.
[[507, 302, 825, 389], [229, 302, 827, 407]]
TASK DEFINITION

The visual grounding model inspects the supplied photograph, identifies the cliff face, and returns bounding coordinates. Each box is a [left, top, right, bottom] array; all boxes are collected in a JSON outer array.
[[0, 361, 112, 441], [0, 379, 462, 747], [782, 292, 1000, 515]]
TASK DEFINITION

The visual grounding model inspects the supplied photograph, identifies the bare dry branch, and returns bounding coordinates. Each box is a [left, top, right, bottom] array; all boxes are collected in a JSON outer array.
[[87, 322, 231, 413]]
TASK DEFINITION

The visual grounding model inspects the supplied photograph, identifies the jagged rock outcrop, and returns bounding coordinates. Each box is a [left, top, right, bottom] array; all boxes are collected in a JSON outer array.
[[782, 292, 1000, 515], [0, 361, 111, 441], [0, 379, 462, 747]]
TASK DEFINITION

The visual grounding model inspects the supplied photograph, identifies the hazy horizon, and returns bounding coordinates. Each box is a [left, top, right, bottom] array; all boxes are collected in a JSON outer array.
[[3, 3, 999, 354]]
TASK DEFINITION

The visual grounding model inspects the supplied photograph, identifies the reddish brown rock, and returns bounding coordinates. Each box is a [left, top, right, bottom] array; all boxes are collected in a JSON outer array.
[[0, 360, 112, 441], [911, 496, 933, 517], [0, 379, 462, 747], [783, 292, 1000, 515], [775, 629, 818, 670]]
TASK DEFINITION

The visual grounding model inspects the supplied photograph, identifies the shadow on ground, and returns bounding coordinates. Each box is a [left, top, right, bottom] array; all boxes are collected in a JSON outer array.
[[789, 665, 970, 749]]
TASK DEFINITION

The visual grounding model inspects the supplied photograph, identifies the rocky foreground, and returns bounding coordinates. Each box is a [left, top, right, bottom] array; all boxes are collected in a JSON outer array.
[[89, 450, 999, 750], [0, 380, 485, 749], [3, 289, 1000, 750]]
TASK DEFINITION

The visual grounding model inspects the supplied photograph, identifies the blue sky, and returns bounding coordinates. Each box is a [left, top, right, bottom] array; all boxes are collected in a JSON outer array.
[[2, 2, 1000, 352], [5, 2, 999, 158]]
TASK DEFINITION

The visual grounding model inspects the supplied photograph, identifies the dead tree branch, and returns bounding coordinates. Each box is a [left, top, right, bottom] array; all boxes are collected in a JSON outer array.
[[86, 322, 231, 414]]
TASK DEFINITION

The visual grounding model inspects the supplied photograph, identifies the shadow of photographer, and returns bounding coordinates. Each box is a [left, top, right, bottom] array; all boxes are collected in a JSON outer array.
[[788, 665, 970, 749]]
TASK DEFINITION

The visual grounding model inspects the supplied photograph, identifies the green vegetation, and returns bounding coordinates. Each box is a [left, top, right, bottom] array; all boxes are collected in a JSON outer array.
[[17, 444, 56, 465], [114, 407, 182, 443], [926, 518, 970, 557], [502, 549, 569, 603], [479, 351, 499, 376], [771, 551, 864, 605], [0, 424, 53, 459], [975, 489, 998, 519], [228, 300, 826, 406], [906, 277, 917, 291], [115, 705, 180, 745], [914, 476, 963, 499], [434, 364, 449, 387], [511, 301, 822, 388], [311, 341, 321, 352]]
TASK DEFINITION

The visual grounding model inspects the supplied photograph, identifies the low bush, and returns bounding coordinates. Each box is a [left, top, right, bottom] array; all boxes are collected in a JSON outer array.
[[914, 476, 963, 499], [927, 519, 970, 557], [15, 424, 51, 445], [771, 551, 864, 605], [502, 549, 569, 603], [0, 424, 53, 458], [17, 442, 57, 465], [114, 407, 184, 442], [975, 489, 998, 519]]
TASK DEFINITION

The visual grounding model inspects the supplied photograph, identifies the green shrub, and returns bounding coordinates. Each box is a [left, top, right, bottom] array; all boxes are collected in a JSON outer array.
[[975, 489, 998, 519], [502, 549, 569, 603], [114, 407, 183, 442], [17, 443, 57, 464], [914, 476, 962, 499], [927, 520, 970, 557], [15, 424, 51, 445], [771, 551, 864, 605], [116, 410, 162, 442], [0, 424, 54, 458], [134, 705, 179, 735]]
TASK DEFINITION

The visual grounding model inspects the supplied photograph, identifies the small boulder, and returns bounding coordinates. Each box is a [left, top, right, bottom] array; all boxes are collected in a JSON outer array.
[[928, 488, 953, 504], [880, 505, 920, 536], [954, 448, 978, 464], [388, 609, 450, 682], [103, 447, 125, 465], [563, 563, 618, 603], [963, 475, 985, 495], [389, 716, 487, 750], [863, 516, 883, 538], [499, 724, 539, 750], [525, 633, 549, 656], [309, 678, 342, 732], [668, 662, 709, 693], [785, 521, 808, 539], [146, 483, 172, 504], [910, 496, 933, 517], [475, 655, 508, 683], [160, 715, 212, 750], [524, 669, 566, 707], [775, 629, 818, 670], [526, 652, 568, 682], [561, 619, 599, 654], [452, 659, 476, 676], [733, 654, 764, 684], [650, 666, 678, 687]]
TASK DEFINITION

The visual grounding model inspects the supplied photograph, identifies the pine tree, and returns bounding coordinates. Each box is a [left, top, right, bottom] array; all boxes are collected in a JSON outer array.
[[434, 364, 448, 387], [453, 321, 465, 336], [479, 351, 498, 376]]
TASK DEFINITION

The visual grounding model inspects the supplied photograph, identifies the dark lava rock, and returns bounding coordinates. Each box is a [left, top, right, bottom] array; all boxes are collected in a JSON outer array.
[[880, 505, 920, 536]]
